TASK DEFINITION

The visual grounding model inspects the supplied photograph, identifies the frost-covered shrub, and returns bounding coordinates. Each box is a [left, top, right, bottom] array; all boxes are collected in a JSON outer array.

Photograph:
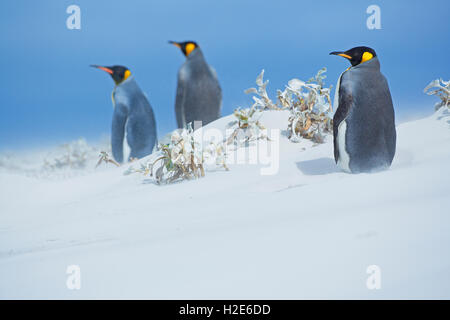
[[224, 70, 277, 147], [204, 140, 229, 171], [96, 151, 120, 168], [240, 68, 333, 144], [424, 78, 449, 111], [281, 68, 333, 143], [125, 124, 227, 184], [244, 69, 281, 110], [0, 138, 110, 179], [42, 138, 98, 171], [225, 106, 268, 146]]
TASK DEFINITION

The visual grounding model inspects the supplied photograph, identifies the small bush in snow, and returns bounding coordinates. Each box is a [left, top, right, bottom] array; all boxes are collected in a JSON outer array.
[[125, 124, 228, 184], [1, 138, 111, 179], [225, 106, 269, 146], [244, 69, 282, 110], [204, 140, 229, 171], [240, 68, 333, 144], [424, 78, 449, 111], [281, 68, 333, 143], [43, 138, 97, 171], [96, 151, 120, 168]]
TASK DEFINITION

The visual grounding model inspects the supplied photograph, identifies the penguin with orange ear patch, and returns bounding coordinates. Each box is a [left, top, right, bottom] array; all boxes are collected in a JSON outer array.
[[91, 65, 157, 163], [170, 41, 222, 128], [330, 46, 396, 173]]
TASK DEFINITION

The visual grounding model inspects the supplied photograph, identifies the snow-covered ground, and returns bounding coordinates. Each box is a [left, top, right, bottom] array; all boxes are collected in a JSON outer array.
[[1, 108, 449, 299]]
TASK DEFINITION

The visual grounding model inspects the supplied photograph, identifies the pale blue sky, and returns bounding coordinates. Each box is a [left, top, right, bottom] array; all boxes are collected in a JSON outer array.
[[0, 0, 448, 150]]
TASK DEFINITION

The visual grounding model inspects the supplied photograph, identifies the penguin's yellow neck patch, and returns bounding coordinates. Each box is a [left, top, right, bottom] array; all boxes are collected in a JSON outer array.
[[123, 69, 131, 81], [361, 52, 374, 64], [185, 43, 196, 56], [111, 89, 116, 108]]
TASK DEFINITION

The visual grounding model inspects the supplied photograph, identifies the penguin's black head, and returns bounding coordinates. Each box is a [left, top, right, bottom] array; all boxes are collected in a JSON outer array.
[[330, 46, 377, 67], [169, 40, 199, 57], [91, 65, 131, 85]]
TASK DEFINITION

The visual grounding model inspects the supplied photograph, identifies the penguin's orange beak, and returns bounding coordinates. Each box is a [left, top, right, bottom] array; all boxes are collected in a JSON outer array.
[[90, 65, 113, 74], [329, 52, 352, 60], [168, 41, 181, 48]]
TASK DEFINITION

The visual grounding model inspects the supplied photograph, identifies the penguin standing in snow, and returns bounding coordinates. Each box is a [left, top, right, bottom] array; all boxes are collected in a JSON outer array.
[[330, 46, 396, 173], [169, 41, 222, 128], [91, 65, 157, 163]]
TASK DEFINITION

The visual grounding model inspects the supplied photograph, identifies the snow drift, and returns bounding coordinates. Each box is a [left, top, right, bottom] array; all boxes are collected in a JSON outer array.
[[0, 108, 449, 299]]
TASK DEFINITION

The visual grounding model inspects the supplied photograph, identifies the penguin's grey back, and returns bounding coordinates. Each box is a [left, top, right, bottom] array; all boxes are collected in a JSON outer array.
[[114, 77, 150, 113], [175, 48, 222, 128], [334, 57, 396, 173]]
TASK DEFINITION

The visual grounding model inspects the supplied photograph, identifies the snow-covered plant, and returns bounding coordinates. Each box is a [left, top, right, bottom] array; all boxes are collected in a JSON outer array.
[[96, 151, 120, 167], [125, 124, 228, 184], [279, 68, 333, 143], [244, 70, 281, 110], [424, 78, 449, 110], [0, 138, 111, 179], [42, 138, 97, 171], [204, 140, 229, 171], [239, 68, 333, 144], [226, 106, 268, 146]]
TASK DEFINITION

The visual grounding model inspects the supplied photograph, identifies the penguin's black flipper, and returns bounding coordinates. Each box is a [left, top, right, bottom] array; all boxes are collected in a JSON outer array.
[[333, 78, 353, 163], [111, 103, 128, 164], [380, 77, 397, 165]]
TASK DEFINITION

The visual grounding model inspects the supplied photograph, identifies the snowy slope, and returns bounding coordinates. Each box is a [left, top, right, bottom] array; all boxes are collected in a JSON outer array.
[[0, 108, 449, 299]]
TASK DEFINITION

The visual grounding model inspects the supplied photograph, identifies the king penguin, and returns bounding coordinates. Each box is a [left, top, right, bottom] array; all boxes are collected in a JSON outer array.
[[330, 46, 396, 173], [169, 41, 222, 128], [91, 65, 157, 163]]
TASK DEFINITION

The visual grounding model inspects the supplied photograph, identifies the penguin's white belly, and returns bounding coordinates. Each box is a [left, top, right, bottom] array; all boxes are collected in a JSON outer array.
[[123, 121, 131, 161], [337, 120, 351, 173]]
